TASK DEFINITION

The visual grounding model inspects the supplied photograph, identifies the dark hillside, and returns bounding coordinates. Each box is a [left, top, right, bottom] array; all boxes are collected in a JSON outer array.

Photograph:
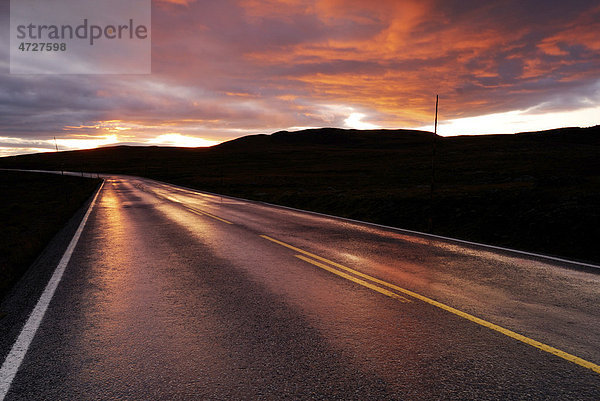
[[1, 126, 598, 263], [0, 171, 100, 300]]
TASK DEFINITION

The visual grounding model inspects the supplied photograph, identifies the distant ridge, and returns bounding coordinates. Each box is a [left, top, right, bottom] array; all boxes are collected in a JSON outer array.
[[215, 125, 600, 150], [214, 128, 435, 150], [1, 126, 598, 160]]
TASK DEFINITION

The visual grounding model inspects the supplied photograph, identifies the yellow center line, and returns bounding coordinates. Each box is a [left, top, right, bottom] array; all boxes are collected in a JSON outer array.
[[261, 234, 417, 294], [260, 234, 600, 374], [295, 255, 411, 303], [150, 190, 233, 225], [185, 206, 233, 224]]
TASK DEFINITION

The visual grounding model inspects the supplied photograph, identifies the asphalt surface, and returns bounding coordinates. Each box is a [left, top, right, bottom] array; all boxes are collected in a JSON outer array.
[[1, 174, 599, 400]]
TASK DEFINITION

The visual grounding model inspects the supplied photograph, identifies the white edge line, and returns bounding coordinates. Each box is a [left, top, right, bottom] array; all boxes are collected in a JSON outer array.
[[138, 177, 600, 271], [0, 180, 104, 400]]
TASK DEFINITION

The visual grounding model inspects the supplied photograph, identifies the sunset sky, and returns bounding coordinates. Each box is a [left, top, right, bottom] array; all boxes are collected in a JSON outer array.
[[1, 0, 599, 156]]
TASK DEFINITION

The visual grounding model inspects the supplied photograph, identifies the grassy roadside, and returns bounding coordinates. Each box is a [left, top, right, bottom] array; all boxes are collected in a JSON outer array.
[[0, 171, 101, 301], [0, 126, 598, 264]]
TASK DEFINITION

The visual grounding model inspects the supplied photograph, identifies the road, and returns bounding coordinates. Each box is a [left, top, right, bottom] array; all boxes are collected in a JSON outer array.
[[1, 174, 599, 400]]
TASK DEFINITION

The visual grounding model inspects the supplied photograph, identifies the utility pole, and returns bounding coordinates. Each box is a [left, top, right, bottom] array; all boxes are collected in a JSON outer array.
[[428, 95, 438, 233], [54, 136, 64, 176]]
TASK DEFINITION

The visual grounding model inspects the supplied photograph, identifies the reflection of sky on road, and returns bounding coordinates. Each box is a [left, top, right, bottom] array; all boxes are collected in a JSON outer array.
[[69, 178, 237, 396]]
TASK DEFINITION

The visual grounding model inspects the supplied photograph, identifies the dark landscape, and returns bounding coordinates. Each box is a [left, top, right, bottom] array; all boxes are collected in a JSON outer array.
[[1, 126, 598, 264], [0, 171, 100, 300]]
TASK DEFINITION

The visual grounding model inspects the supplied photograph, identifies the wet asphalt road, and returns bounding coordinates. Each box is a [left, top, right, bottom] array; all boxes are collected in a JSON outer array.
[[2, 175, 600, 400]]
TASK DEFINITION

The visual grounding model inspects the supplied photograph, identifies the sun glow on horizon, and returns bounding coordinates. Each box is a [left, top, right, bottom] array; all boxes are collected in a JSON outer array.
[[344, 112, 380, 130], [55, 134, 119, 150], [149, 133, 219, 147], [419, 106, 600, 136], [56, 134, 119, 150]]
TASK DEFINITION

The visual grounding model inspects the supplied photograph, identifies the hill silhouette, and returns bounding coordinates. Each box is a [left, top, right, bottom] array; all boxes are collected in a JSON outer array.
[[216, 128, 434, 150], [1, 126, 599, 263]]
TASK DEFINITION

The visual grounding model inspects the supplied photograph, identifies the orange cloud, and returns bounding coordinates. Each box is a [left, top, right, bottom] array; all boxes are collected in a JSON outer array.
[[538, 5, 600, 54], [233, 0, 598, 124]]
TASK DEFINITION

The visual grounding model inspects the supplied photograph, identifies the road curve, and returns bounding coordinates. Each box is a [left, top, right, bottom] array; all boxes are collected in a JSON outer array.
[[2, 174, 599, 400]]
